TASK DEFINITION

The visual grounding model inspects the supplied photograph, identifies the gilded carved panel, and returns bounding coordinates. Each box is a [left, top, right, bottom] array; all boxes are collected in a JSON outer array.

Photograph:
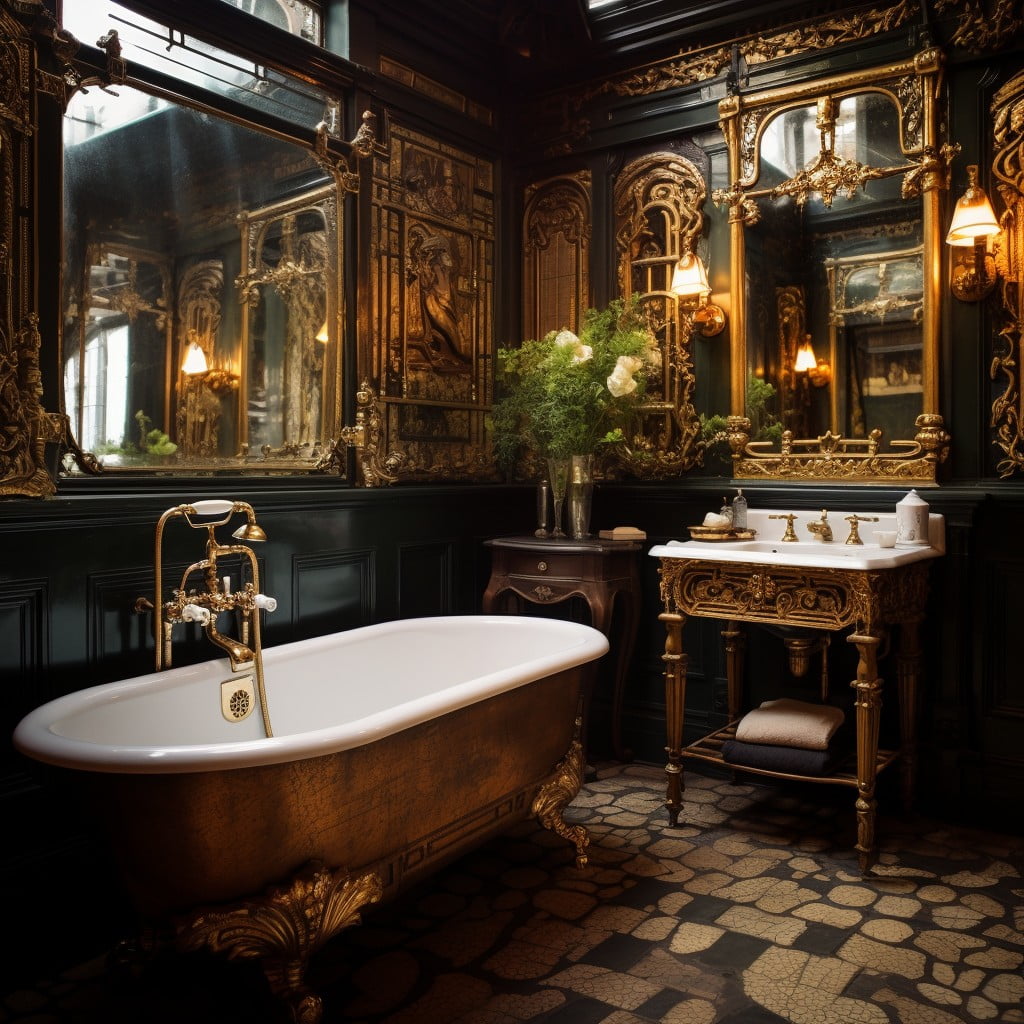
[[522, 172, 591, 341], [0, 3, 61, 497], [366, 121, 497, 482], [991, 67, 1024, 478], [610, 150, 706, 477]]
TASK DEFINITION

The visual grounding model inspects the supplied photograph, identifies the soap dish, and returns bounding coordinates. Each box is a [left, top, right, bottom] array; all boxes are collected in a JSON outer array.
[[688, 526, 758, 542]]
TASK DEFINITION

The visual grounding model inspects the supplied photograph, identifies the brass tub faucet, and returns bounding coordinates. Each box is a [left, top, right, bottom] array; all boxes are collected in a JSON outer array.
[[134, 499, 277, 736]]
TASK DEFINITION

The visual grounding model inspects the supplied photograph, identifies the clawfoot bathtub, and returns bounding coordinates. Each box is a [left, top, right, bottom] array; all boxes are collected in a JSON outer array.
[[14, 614, 608, 1023]]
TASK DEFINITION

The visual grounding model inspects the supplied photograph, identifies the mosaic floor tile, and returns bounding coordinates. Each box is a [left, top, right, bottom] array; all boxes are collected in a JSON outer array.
[[2, 763, 1022, 1024]]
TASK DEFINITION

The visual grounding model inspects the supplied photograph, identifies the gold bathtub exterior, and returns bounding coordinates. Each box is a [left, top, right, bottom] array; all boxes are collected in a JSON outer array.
[[71, 665, 589, 1022]]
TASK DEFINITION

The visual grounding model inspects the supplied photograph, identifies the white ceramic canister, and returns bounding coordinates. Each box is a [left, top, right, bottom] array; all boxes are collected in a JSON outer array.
[[896, 489, 930, 545]]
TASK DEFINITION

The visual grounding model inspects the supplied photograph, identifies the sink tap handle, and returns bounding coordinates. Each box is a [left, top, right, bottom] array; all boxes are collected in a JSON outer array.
[[768, 513, 799, 542], [843, 514, 879, 546], [254, 594, 278, 612]]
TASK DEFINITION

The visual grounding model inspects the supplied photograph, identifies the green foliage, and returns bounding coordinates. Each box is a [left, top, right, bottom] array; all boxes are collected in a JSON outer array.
[[94, 411, 177, 461], [700, 376, 782, 467], [492, 294, 654, 466]]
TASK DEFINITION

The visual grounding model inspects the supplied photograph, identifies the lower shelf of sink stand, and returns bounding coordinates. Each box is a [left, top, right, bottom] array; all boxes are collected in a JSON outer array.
[[683, 720, 902, 787]]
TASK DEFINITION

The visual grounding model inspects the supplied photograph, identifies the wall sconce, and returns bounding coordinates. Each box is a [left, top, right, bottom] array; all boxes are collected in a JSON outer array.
[[671, 248, 726, 336], [795, 335, 831, 387], [946, 163, 1001, 302], [181, 339, 238, 394]]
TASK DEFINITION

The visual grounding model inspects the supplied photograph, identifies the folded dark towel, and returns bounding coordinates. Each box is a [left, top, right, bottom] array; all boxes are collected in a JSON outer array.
[[721, 737, 850, 776]]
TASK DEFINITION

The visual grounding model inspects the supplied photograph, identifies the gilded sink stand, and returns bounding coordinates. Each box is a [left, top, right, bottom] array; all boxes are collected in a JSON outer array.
[[652, 510, 944, 872]]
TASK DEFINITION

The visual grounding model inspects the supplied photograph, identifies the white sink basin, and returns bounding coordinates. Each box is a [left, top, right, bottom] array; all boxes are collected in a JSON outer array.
[[650, 507, 945, 571]]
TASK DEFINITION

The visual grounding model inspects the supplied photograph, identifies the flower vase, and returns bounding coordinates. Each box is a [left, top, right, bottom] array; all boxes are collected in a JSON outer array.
[[546, 457, 569, 538], [568, 453, 594, 539]]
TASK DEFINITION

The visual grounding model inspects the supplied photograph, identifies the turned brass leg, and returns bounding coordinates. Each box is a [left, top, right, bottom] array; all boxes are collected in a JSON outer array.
[[532, 720, 590, 868], [175, 861, 383, 1024], [721, 619, 745, 722], [660, 611, 687, 826], [848, 633, 883, 873]]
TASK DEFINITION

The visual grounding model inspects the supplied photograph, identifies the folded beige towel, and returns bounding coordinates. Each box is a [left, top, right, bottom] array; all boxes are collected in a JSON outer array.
[[735, 698, 845, 751]]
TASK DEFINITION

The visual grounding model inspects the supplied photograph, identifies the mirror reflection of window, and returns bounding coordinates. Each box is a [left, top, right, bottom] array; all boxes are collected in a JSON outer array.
[[64, 325, 129, 457]]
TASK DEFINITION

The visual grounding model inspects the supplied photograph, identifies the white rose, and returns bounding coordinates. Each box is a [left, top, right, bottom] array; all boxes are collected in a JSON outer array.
[[607, 365, 638, 397], [571, 344, 593, 364], [553, 329, 579, 348]]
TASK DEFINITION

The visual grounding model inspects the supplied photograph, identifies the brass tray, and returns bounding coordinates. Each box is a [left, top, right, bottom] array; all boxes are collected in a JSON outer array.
[[687, 526, 758, 542]]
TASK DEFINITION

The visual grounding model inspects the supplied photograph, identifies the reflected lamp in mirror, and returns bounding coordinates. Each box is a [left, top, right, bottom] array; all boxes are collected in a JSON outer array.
[[182, 340, 209, 375], [316, 320, 329, 343], [671, 248, 726, 336], [181, 339, 238, 394], [794, 335, 831, 387], [946, 164, 1001, 302]]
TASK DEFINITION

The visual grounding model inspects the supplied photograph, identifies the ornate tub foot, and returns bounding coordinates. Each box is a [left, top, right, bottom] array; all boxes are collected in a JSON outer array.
[[532, 722, 590, 868], [174, 860, 383, 1024]]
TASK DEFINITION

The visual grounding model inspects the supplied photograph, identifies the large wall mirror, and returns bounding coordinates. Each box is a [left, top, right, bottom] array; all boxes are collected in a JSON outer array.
[[59, 2, 363, 475], [715, 47, 955, 483]]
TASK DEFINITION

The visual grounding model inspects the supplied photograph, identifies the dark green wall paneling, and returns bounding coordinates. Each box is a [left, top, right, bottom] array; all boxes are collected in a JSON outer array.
[[4, 0, 1024, 987]]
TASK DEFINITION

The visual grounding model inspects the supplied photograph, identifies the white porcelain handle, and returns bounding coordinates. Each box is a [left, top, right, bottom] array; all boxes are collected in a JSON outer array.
[[190, 499, 234, 516], [181, 603, 211, 624], [254, 594, 277, 612]]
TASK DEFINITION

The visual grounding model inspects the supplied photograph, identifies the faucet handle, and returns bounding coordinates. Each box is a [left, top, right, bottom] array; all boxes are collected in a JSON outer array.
[[844, 514, 879, 546], [181, 603, 212, 624], [254, 594, 278, 612], [768, 513, 799, 541]]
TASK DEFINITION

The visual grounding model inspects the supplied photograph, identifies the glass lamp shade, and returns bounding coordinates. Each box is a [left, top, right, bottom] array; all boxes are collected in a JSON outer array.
[[946, 165, 1000, 246], [794, 339, 818, 372], [181, 341, 209, 374], [671, 251, 712, 300]]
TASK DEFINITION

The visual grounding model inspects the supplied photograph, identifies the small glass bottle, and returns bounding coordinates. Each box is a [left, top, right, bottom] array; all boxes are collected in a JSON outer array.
[[731, 488, 748, 530], [719, 496, 734, 524], [535, 478, 551, 537]]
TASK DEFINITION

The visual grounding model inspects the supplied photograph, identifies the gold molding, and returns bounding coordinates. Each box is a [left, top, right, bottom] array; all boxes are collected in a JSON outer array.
[[933, 0, 1024, 54], [578, 0, 919, 106], [990, 67, 1024, 477]]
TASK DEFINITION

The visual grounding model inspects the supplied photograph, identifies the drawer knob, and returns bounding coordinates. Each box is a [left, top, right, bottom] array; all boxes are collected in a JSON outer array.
[[537, 560, 548, 572]]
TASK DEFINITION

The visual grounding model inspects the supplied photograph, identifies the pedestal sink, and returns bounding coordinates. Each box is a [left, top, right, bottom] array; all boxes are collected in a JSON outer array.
[[649, 507, 944, 570], [649, 506, 945, 872]]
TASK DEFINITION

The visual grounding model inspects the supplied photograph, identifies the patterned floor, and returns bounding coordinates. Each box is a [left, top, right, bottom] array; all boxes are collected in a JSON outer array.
[[2, 762, 1022, 1023]]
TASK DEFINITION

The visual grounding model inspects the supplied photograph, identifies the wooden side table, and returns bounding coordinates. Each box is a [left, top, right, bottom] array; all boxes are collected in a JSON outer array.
[[483, 535, 643, 760]]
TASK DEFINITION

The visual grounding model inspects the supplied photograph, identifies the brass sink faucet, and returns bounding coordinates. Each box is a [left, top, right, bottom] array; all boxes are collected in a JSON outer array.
[[806, 509, 833, 542]]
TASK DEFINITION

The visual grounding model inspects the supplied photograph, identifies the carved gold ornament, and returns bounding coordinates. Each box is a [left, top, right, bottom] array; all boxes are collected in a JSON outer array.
[[990, 67, 1024, 477], [176, 861, 382, 1024]]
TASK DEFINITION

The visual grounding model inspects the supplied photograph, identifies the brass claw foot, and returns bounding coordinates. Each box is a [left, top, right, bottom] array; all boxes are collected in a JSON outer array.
[[175, 860, 382, 1024], [532, 723, 590, 868]]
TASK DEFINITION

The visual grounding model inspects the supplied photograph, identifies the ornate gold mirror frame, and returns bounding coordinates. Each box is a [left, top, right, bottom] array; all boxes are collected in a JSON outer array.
[[715, 48, 956, 483], [32, 1, 376, 481], [0, 1, 65, 497]]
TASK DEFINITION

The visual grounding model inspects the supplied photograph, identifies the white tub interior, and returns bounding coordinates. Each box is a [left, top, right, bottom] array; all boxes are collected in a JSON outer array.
[[14, 616, 608, 773]]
